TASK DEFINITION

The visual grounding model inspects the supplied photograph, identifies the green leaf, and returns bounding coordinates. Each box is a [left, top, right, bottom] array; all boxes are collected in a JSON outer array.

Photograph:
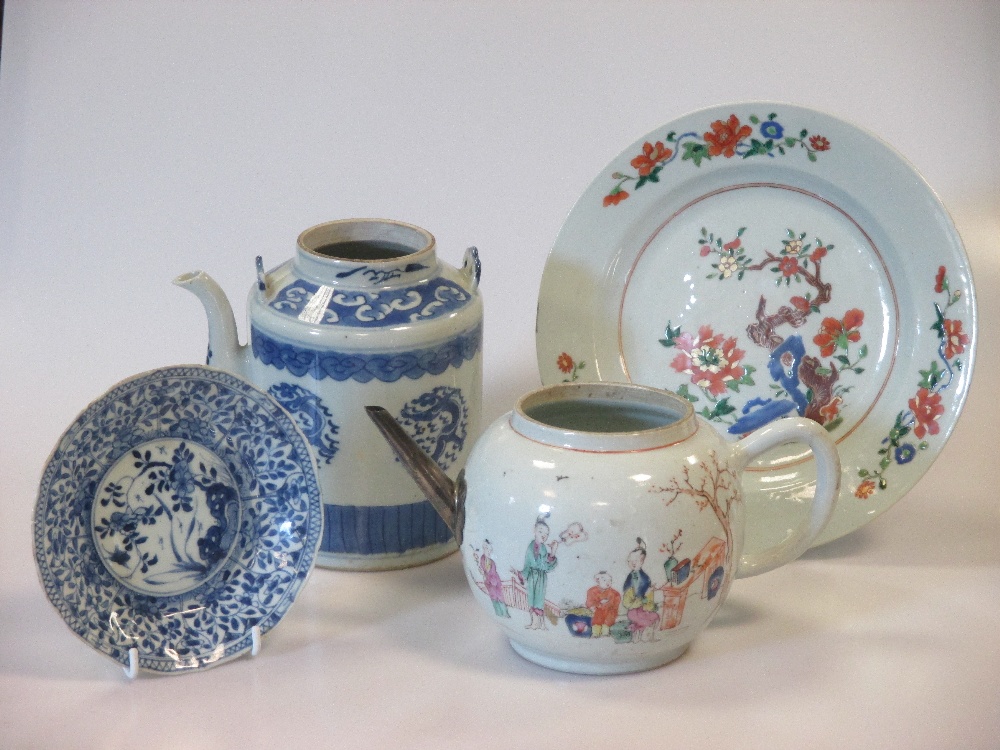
[[808, 151, 817, 162], [918, 361, 943, 388], [659, 321, 682, 347], [768, 112, 777, 120], [635, 175, 648, 189], [859, 344, 868, 359], [814, 366, 832, 376], [824, 417, 843, 432], [744, 138, 771, 157], [681, 140, 711, 167], [676, 384, 699, 403], [852, 367, 865, 375], [880, 456, 891, 470], [785, 137, 797, 147], [713, 398, 736, 417], [931, 303, 946, 337], [878, 477, 888, 490], [749, 114, 760, 124], [800, 129, 808, 138], [666, 130, 677, 142], [858, 468, 870, 478], [835, 355, 851, 366]]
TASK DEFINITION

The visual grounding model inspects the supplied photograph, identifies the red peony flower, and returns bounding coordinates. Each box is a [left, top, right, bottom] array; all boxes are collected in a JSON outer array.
[[723, 237, 741, 251], [811, 246, 827, 261], [790, 296, 811, 312], [630, 140, 673, 176], [557, 353, 575, 374], [942, 319, 970, 360], [934, 265, 947, 294], [809, 135, 831, 151], [854, 479, 876, 499], [819, 395, 842, 425], [669, 325, 746, 396], [700, 244, 712, 257], [704, 115, 752, 158], [813, 309, 864, 358], [909, 387, 944, 439], [779, 256, 800, 277], [604, 190, 629, 207]]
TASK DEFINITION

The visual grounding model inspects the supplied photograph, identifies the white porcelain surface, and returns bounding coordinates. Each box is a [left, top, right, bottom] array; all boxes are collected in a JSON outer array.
[[459, 382, 839, 673], [176, 219, 484, 569], [537, 102, 976, 555]]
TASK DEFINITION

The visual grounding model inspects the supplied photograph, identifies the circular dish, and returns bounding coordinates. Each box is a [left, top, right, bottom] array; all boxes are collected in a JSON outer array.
[[537, 102, 975, 551], [34, 366, 323, 674]]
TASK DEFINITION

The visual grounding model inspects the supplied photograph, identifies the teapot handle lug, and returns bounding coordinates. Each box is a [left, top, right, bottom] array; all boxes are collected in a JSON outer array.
[[255, 256, 268, 294], [460, 246, 481, 291]]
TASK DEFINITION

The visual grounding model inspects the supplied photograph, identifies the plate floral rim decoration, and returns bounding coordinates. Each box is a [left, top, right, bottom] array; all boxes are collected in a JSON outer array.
[[537, 102, 976, 548]]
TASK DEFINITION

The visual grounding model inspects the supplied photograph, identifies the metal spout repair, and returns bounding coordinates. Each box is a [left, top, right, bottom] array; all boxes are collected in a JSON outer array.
[[365, 405, 466, 544]]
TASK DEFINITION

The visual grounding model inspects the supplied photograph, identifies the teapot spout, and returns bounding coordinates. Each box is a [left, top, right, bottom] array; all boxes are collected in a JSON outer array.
[[365, 406, 466, 544], [173, 270, 249, 377]]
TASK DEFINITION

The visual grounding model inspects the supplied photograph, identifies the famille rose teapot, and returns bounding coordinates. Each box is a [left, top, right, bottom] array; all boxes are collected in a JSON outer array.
[[367, 382, 840, 674], [176, 219, 483, 570]]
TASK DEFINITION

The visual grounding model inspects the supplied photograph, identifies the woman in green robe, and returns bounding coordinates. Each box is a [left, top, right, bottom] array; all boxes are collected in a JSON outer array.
[[519, 514, 559, 630]]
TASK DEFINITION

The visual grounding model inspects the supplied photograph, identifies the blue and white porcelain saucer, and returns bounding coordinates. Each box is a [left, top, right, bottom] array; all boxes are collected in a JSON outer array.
[[34, 366, 323, 675]]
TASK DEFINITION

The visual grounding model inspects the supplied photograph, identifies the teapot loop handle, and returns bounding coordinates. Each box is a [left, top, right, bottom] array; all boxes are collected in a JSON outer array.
[[729, 417, 841, 579], [460, 247, 481, 291]]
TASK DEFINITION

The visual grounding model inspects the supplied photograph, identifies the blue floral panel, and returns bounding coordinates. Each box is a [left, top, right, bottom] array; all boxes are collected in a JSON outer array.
[[34, 366, 323, 675]]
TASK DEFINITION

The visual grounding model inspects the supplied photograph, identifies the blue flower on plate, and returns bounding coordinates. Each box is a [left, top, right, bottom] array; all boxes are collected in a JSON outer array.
[[760, 121, 784, 140], [894, 443, 917, 464]]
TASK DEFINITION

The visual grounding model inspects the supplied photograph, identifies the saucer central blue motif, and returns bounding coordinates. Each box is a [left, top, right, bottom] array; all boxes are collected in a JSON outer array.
[[34, 366, 322, 674]]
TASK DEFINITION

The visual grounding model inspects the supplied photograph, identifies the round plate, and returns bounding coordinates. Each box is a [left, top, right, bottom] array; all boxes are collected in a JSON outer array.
[[34, 366, 323, 674], [537, 102, 976, 551]]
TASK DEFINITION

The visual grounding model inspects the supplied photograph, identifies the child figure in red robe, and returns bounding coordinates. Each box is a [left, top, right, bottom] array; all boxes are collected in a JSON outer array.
[[585, 571, 621, 638]]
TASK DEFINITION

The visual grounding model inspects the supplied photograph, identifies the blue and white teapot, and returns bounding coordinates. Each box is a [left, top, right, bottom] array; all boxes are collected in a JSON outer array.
[[176, 219, 483, 570]]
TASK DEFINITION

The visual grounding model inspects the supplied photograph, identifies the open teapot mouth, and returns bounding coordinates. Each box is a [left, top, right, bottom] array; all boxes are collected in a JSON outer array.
[[298, 219, 435, 263], [511, 382, 698, 452]]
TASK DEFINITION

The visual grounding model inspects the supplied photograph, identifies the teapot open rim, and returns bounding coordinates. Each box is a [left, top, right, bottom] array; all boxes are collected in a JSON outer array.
[[511, 382, 698, 453]]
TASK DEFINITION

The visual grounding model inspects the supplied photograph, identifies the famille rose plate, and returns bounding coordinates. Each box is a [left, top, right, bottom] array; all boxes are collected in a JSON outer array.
[[34, 366, 323, 674], [537, 102, 976, 551]]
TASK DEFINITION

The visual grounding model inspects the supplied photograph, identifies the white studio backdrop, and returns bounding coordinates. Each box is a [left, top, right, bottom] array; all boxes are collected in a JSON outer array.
[[1, 2, 998, 749]]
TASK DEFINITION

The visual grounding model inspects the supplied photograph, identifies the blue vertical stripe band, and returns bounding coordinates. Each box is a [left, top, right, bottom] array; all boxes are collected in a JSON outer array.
[[321, 500, 454, 556]]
